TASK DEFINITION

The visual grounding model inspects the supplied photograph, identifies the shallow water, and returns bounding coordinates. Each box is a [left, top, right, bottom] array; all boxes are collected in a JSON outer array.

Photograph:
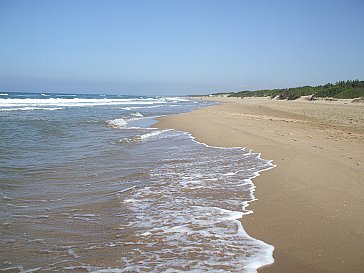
[[0, 92, 274, 272]]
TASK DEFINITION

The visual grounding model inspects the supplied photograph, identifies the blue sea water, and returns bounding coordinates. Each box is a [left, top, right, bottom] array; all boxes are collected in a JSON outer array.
[[0, 92, 274, 272]]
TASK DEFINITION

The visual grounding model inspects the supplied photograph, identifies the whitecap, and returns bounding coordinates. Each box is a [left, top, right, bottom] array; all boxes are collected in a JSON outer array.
[[0, 97, 170, 108], [131, 112, 144, 117], [0, 107, 63, 111], [138, 130, 163, 140], [107, 118, 127, 128]]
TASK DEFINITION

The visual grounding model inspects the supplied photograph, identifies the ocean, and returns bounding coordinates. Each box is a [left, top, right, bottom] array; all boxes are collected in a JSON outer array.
[[0, 92, 274, 273]]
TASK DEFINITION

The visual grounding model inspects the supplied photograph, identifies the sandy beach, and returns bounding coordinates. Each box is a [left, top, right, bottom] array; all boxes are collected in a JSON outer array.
[[155, 96, 364, 273]]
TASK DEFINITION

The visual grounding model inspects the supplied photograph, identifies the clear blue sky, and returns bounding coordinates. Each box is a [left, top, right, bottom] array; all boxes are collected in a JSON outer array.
[[0, 0, 363, 95]]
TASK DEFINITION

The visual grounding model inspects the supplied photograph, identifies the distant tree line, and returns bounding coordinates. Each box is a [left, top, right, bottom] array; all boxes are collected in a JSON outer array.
[[223, 80, 364, 100]]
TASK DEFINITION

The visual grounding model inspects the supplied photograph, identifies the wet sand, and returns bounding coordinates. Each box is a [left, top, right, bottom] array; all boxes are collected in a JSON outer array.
[[155, 96, 364, 273]]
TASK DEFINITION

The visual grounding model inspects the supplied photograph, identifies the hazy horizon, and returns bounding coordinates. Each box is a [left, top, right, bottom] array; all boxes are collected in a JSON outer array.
[[1, 0, 363, 96]]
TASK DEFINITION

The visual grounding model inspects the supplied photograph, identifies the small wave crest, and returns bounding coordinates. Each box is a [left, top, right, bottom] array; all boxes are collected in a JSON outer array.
[[118, 130, 166, 144], [0, 97, 169, 108], [138, 130, 163, 140], [0, 107, 63, 111], [131, 112, 144, 117], [121, 105, 160, 110], [107, 114, 156, 130], [107, 118, 128, 128]]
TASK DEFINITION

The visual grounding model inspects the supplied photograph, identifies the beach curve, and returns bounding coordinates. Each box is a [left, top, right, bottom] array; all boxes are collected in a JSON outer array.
[[154, 96, 364, 273]]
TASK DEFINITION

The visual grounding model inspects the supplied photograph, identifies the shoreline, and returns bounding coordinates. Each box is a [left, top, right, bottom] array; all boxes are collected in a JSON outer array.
[[155, 97, 364, 272]]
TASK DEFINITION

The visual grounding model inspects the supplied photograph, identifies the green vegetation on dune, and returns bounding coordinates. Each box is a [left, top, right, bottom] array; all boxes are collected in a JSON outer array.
[[224, 80, 364, 100]]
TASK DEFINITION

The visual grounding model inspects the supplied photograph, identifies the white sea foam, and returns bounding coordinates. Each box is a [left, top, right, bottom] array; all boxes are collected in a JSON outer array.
[[0, 266, 43, 273], [107, 118, 127, 128], [112, 130, 275, 272], [138, 130, 163, 140], [89, 269, 125, 273], [0, 97, 169, 108], [131, 112, 144, 117], [67, 248, 80, 259], [107, 115, 159, 130], [12, 214, 42, 218], [0, 107, 63, 111], [73, 214, 96, 217], [0, 93, 8, 96], [163, 97, 190, 102], [6, 203, 31, 208], [118, 129, 171, 143], [121, 105, 161, 110], [69, 216, 97, 223]]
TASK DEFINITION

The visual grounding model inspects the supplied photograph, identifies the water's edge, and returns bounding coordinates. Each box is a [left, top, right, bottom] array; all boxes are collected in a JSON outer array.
[[157, 126, 277, 272]]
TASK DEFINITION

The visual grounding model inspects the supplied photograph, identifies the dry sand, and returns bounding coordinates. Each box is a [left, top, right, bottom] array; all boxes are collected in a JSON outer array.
[[155, 96, 364, 273]]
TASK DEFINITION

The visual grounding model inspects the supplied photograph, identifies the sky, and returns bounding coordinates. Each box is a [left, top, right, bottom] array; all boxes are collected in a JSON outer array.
[[0, 0, 363, 95]]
